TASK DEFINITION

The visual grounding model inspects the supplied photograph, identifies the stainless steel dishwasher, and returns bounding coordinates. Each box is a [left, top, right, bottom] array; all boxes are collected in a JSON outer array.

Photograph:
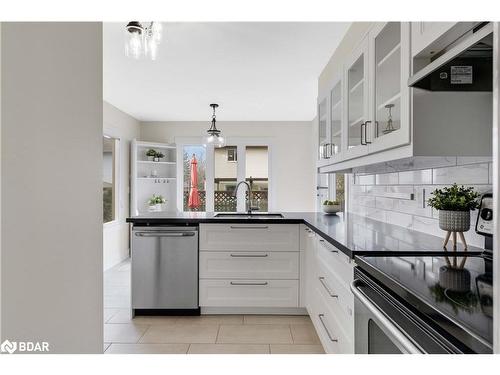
[[131, 226, 199, 315]]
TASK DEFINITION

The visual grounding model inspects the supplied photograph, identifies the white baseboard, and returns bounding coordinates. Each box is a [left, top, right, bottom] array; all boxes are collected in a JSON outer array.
[[200, 307, 308, 315]]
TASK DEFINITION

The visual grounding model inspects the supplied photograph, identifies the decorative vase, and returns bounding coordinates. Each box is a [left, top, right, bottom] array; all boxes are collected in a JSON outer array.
[[322, 204, 341, 215], [147, 156, 154, 161], [154, 157, 160, 162], [148, 203, 162, 212], [438, 210, 470, 232]]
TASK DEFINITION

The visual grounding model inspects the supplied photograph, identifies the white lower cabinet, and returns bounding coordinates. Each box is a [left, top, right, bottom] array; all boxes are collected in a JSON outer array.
[[199, 223, 301, 310], [199, 251, 299, 279], [306, 234, 354, 354], [199, 279, 299, 307]]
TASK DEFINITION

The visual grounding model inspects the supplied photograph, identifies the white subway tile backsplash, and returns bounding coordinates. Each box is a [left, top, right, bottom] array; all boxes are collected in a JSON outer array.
[[432, 163, 489, 185], [356, 174, 376, 185], [375, 197, 397, 210], [385, 211, 413, 229], [398, 169, 432, 185], [375, 173, 399, 185], [347, 158, 491, 248]]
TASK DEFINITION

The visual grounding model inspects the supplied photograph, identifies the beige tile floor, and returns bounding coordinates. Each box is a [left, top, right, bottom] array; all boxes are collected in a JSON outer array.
[[104, 259, 324, 354]]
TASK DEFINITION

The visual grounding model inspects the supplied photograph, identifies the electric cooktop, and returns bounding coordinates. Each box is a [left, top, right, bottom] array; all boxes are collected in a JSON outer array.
[[356, 252, 493, 353]]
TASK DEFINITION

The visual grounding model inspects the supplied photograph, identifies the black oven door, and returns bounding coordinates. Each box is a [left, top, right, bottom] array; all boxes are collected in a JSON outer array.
[[351, 269, 458, 354]]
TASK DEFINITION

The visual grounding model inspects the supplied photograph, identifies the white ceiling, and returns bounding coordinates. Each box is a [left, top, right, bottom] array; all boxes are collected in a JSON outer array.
[[103, 22, 350, 121]]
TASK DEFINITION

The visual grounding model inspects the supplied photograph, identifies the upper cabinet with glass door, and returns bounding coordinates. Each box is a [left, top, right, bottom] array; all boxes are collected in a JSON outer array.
[[368, 22, 411, 153], [317, 96, 328, 160], [343, 36, 370, 160]]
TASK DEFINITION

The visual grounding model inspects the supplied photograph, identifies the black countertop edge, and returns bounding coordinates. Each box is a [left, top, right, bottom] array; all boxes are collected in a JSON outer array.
[[126, 214, 485, 260], [354, 255, 493, 354]]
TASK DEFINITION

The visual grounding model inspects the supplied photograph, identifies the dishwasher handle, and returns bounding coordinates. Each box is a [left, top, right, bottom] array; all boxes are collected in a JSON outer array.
[[350, 279, 422, 354], [134, 231, 196, 237]]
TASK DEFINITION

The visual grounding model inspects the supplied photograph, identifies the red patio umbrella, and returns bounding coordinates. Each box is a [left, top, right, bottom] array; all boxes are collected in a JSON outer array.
[[188, 154, 201, 209]]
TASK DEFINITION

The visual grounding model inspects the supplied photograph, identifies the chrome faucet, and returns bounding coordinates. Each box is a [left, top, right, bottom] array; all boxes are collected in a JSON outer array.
[[233, 181, 254, 214]]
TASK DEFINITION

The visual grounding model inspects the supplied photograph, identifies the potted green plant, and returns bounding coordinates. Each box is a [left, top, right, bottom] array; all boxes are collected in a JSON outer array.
[[427, 184, 480, 233], [155, 151, 165, 162], [148, 194, 166, 212], [322, 199, 341, 215], [146, 149, 157, 161]]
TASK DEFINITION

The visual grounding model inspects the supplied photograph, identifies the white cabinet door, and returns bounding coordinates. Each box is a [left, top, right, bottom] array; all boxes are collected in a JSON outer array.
[[411, 22, 456, 57], [318, 96, 329, 161], [199, 223, 299, 252], [199, 279, 299, 307], [342, 36, 370, 160], [199, 251, 299, 279], [368, 22, 411, 154]]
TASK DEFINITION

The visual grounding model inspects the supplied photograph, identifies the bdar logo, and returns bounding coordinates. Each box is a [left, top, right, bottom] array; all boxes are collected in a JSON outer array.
[[1, 340, 17, 354]]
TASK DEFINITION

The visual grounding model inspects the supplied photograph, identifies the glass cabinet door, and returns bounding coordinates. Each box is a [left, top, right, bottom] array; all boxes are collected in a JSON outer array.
[[347, 55, 365, 149], [330, 80, 342, 157], [374, 22, 402, 140], [318, 97, 328, 159]]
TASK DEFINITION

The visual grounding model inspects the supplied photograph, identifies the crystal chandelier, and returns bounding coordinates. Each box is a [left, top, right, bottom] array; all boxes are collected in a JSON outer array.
[[125, 21, 162, 60], [205, 104, 226, 148]]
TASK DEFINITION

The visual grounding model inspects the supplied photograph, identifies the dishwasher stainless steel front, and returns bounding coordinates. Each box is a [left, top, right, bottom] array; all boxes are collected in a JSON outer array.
[[131, 226, 199, 315]]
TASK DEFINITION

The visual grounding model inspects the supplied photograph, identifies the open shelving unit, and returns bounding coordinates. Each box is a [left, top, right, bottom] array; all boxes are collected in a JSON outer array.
[[131, 140, 178, 215]]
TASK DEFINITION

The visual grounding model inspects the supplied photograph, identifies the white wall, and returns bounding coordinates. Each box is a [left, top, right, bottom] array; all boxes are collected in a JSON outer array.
[[140, 121, 316, 212], [1, 23, 103, 353], [103, 101, 140, 271]]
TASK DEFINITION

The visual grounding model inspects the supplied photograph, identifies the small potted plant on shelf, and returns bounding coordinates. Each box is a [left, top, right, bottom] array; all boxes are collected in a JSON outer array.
[[155, 152, 165, 162], [148, 194, 166, 212], [322, 199, 342, 215], [427, 183, 480, 250], [146, 149, 157, 161]]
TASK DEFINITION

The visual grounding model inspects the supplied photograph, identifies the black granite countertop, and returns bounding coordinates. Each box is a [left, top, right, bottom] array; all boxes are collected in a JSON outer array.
[[127, 212, 484, 258]]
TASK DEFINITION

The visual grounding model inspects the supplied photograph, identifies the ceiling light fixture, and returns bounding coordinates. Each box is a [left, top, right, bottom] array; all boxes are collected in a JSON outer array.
[[125, 21, 163, 60], [205, 103, 226, 148]]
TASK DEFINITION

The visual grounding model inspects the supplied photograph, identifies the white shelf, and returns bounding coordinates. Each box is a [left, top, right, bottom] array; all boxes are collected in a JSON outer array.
[[137, 160, 176, 165], [137, 141, 176, 149], [377, 43, 401, 68], [349, 79, 364, 94], [349, 116, 364, 127], [377, 92, 401, 111]]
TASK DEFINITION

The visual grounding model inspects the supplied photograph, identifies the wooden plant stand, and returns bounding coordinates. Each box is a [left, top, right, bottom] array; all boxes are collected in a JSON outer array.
[[442, 231, 468, 251]]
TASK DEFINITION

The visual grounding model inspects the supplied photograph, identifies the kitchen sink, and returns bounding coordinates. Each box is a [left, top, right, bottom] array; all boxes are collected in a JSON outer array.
[[214, 212, 284, 219]]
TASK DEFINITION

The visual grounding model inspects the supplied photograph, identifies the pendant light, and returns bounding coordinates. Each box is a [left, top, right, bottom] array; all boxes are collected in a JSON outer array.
[[125, 21, 163, 61], [205, 103, 226, 148]]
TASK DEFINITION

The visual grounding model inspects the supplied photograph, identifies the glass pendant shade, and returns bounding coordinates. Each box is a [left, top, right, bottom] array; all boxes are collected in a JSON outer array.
[[125, 21, 162, 60], [205, 103, 225, 147]]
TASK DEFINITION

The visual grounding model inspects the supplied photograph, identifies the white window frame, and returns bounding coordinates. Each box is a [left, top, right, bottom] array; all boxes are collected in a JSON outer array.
[[103, 134, 121, 228], [175, 136, 276, 213]]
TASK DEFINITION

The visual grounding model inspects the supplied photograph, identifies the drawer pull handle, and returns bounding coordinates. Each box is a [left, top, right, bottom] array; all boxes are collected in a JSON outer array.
[[230, 281, 269, 286], [230, 226, 269, 229], [319, 239, 339, 253], [230, 253, 269, 258], [318, 277, 338, 298], [318, 314, 338, 342]]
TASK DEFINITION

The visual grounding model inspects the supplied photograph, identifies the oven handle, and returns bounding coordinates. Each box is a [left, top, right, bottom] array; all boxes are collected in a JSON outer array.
[[350, 279, 423, 354]]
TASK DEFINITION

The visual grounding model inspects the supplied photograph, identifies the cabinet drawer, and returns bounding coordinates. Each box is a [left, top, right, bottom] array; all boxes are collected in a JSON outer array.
[[314, 262, 354, 339], [316, 237, 353, 285], [199, 279, 299, 307], [309, 286, 354, 354], [199, 251, 299, 279], [200, 224, 299, 252]]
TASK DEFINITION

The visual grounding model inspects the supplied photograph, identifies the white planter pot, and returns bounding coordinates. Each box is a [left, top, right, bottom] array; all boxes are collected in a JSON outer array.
[[438, 210, 470, 232], [154, 157, 160, 162], [322, 204, 341, 215], [149, 203, 163, 212], [147, 156, 154, 161]]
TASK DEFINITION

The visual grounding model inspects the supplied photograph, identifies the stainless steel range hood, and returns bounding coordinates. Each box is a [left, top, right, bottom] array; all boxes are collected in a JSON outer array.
[[408, 22, 493, 91]]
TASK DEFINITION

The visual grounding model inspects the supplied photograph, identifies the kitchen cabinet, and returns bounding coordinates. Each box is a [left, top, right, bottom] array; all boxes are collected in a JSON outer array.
[[316, 22, 411, 169], [304, 233, 354, 354], [199, 223, 301, 312], [411, 22, 457, 57]]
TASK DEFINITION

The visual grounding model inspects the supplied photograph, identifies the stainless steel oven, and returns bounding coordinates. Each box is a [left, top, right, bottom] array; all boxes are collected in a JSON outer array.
[[351, 268, 460, 354]]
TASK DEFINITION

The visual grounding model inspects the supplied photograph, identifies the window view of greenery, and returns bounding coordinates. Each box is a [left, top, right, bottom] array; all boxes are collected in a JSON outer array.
[[335, 173, 345, 207], [103, 136, 118, 223], [183, 145, 207, 212], [214, 146, 238, 212]]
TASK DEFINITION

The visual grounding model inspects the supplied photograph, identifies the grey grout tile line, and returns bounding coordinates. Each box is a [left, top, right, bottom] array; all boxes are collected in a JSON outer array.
[[136, 324, 152, 344]]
